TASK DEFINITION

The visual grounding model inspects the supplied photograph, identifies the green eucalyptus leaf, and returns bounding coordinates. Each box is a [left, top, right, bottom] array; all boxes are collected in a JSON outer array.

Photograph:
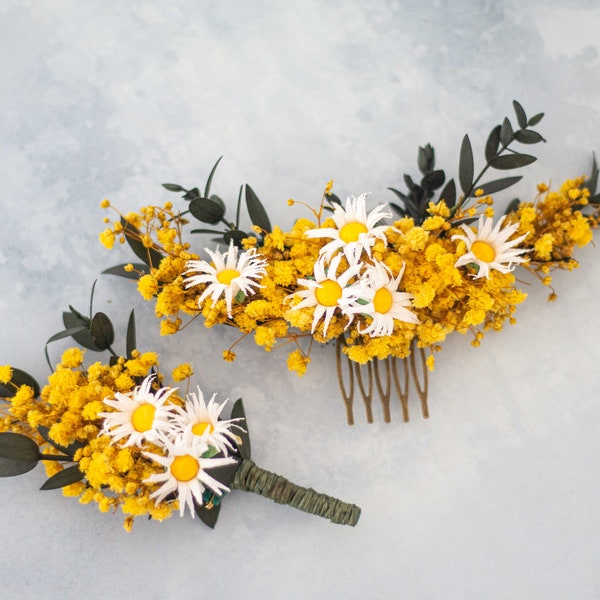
[[0, 368, 41, 398], [162, 183, 186, 193], [476, 176, 522, 196], [40, 464, 83, 490], [189, 197, 226, 225], [421, 169, 445, 190], [190, 228, 225, 235], [438, 178, 456, 209], [0, 456, 38, 477], [584, 154, 598, 195], [37, 426, 72, 456], [418, 145, 435, 175], [512, 100, 528, 129], [490, 154, 537, 170], [504, 198, 521, 215], [514, 130, 545, 144], [245, 185, 272, 234], [458, 134, 474, 195], [183, 187, 201, 202], [231, 398, 251, 460], [389, 202, 407, 218], [126, 309, 136, 359], [499, 117, 513, 147], [46, 326, 88, 346], [326, 192, 343, 206], [204, 156, 223, 198], [121, 217, 164, 268], [387, 187, 409, 205], [208, 460, 240, 487], [527, 112, 544, 127], [63, 310, 102, 352], [223, 229, 250, 247], [90, 312, 115, 351], [0, 432, 40, 463], [485, 125, 501, 163], [195, 499, 222, 529], [102, 263, 149, 280]]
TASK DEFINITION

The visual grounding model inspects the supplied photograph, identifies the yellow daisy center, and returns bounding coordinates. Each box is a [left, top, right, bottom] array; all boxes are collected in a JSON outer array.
[[315, 279, 343, 307], [373, 287, 393, 314], [339, 221, 368, 243], [170, 454, 200, 482], [471, 240, 496, 263], [191, 421, 215, 436], [216, 269, 240, 285], [131, 403, 156, 432]]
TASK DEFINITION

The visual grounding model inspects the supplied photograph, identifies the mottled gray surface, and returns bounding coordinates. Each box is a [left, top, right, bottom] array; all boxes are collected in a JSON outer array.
[[1, 2, 600, 599]]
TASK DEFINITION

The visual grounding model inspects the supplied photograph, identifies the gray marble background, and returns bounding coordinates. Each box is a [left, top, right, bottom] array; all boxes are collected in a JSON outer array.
[[1, 1, 600, 598]]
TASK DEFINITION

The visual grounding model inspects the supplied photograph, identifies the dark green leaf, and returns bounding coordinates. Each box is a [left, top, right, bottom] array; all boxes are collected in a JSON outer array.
[[162, 183, 186, 193], [499, 117, 513, 147], [90, 312, 115, 351], [46, 326, 88, 346], [438, 178, 456, 209], [208, 460, 240, 487], [417, 144, 434, 174], [223, 230, 250, 247], [452, 217, 478, 228], [490, 154, 537, 170], [126, 309, 136, 359], [527, 112, 544, 127], [195, 499, 222, 529], [588, 193, 600, 205], [121, 218, 164, 268], [403, 174, 417, 192], [231, 399, 251, 460], [63, 310, 102, 352], [389, 203, 406, 218], [204, 156, 223, 198], [190, 228, 225, 235], [245, 185, 272, 234], [458, 134, 474, 195], [0, 432, 40, 463], [387, 187, 409, 204], [37, 426, 72, 456], [485, 125, 501, 163], [584, 154, 599, 195], [326, 193, 343, 206], [476, 176, 522, 196], [102, 263, 148, 280], [514, 130, 545, 144], [183, 187, 201, 202], [40, 464, 83, 490], [0, 456, 38, 477], [189, 197, 226, 225], [421, 169, 445, 190], [504, 198, 521, 215], [512, 100, 528, 129], [0, 368, 41, 399]]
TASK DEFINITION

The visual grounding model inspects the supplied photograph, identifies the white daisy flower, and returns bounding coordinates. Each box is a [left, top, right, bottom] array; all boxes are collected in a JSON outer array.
[[291, 253, 363, 335], [184, 240, 267, 317], [452, 215, 529, 279], [305, 193, 392, 263], [169, 387, 243, 456], [144, 431, 238, 517], [99, 375, 178, 448], [354, 261, 419, 337]]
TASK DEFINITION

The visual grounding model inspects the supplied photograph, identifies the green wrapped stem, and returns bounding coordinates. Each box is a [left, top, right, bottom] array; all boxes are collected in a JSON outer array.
[[231, 458, 361, 526]]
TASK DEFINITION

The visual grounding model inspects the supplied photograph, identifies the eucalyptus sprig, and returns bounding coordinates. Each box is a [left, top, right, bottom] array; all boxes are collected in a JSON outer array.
[[389, 100, 545, 224]]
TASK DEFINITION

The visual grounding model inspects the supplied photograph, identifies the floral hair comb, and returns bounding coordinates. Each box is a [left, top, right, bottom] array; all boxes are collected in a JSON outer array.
[[0, 306, 360, 530], [100, 101, 599, 424]]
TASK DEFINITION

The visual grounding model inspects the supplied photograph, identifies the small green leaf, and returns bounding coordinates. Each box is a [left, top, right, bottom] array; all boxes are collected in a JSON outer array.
[[0, 368, 41, 399], [63, 310, 102, 352], [476, 176, 522, 196], [162, 183, 186, 193], [527, 112, 544, 127], [189, 197, 226, 225], [121, 218, 164, 268], [126, 309, 136, 359], [514, 130, 545, 144], [231, 399, 251, 460], [421, 169, 445, 190], [235, 290, 246, 303], [102, 263, 149, 280], [245, 184, 272, 234], [438, 178, 456, 209], [204, 156, 223, 198], [40, 464, 83, 490], [183, 187, 201, 202], [90, 312, 115, 351], [223, 229, 250, 247], [46, 326, 88, 346], [387, 187, 409, 204], [389, 203, 407, 218], [485, 125, 501, 163], [201, 446, 220, 459], [490, 154, 537, 170], [0, 456, 38, 477], [504, 198, 521, 215], [583, 154, 598, 195], [326, 192, 343, 207], [458, 134, 474, 195], [499, 117, 513, 147], [190, 228, 225, 235], [195, 499, 222, 529], [208, 460, 240, 487], [512, 100, 528, 129], [417, 144, 434, 174], [0, 432, 40, 463]]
